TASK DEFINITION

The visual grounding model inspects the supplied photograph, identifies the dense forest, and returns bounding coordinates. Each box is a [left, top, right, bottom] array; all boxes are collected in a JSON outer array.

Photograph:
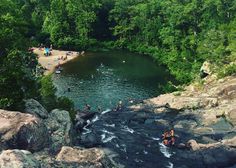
[[0, 0, 236, 110]]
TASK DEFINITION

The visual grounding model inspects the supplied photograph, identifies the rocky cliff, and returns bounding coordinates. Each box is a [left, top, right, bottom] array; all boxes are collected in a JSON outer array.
[[129, 74, 236, 167], [0, 100, 117, 168]]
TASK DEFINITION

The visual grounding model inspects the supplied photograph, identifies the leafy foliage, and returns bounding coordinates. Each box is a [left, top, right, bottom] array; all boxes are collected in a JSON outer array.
[[39, 75, 75, 118], [0, 0, 236, 112], [109, 0, 236, 83]]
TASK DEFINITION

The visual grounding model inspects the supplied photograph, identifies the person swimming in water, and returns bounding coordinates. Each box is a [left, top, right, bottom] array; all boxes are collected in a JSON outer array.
[[162, 129, 175, 146]]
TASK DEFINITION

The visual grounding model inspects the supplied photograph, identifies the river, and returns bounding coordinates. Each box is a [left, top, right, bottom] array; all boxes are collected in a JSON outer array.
[[52, 51, 201, 168]]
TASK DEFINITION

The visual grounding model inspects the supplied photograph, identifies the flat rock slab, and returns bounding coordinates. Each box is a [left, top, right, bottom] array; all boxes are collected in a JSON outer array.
[[56, 146, 115, 168]]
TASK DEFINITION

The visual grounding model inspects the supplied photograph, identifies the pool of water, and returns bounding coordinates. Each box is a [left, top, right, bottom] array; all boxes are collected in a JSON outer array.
[[52, 51, 208, 168], [53, 50, 173, 110]]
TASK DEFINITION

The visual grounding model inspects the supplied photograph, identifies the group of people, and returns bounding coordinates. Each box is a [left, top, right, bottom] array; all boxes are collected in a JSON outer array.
[[58, 55, 68, 61], [39, 44, 53, 56], [162, 129, 175, 146]]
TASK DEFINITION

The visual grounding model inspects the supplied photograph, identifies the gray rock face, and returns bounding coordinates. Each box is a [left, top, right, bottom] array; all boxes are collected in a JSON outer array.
[[228, 109, 236, 126], [0, 149, 41, 168], [80, 133, 101, 148], [0, 110, 49, 152], [45, 109, 73, 153], [24, 99, 48, 119], [56, 146, 116, 168], [174, 120, 198, 130], [181, 137, 236, 167]]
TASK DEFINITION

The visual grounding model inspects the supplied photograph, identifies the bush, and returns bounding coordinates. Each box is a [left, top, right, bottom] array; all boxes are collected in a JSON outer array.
[[218, 64, 236, 78], [39, 75, 75, 120], [57, 96, 76, 121], [39, 75, 57, 111]]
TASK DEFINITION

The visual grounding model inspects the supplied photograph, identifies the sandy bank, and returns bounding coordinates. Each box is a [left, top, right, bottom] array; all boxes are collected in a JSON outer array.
[[33, 48, 81, 75]]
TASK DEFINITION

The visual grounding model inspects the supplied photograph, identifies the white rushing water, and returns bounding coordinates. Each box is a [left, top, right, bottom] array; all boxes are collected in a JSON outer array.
[[159, 142, 173, 158]]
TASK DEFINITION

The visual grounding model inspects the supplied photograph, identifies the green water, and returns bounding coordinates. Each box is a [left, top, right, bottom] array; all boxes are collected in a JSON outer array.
[[52, 50, 173, 110]]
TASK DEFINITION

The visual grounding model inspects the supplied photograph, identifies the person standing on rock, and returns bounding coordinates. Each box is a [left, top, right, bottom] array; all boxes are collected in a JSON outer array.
[[84, 104, 91, 111], [116, 99, 123, 111]]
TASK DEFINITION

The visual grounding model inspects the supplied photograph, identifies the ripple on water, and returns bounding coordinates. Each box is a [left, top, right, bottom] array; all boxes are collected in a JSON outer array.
[[101, 134, 117, 143], [122, 125, 135, 134]]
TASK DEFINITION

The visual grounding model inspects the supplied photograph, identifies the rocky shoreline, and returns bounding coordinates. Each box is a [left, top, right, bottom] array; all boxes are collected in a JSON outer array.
[[1, 74, 236, 167], [0, 99, 117, 168], [129, 74, 236, 167]]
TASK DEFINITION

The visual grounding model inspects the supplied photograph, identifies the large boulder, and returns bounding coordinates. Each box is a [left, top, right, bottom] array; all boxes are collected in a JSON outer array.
[[44, 109, 73, 153], [227, 109, 236, 126], [132, 94, 218, 111], [0, 110, 49, 152], [0, 149, 41, 168], [24, 99, 48, 119], [180, 138, 236, 167], [56, 146, 116, 168], [173, 120, 198, 130]]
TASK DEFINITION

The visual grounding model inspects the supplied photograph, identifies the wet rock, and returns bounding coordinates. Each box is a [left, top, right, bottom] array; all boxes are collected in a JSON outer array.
[[80, 132, 101, 147], [201, 146, 236, 167], [76, 111, 97, 121], [128, 112, 149, 124], [0, 109, 49, 152], [45, 109, 73, 153], [187, 140, 200, 151], [24, 99, 48, 119], [222, 136, 236, 147], [155, 119, 170, 127], [144, 119, 155, 124], [193, 127, 214, 135], [75, 118, 86, 131], [56, 146, 116, 168], [180, 138, 236, 167], [173, 120, 198, 130], [0, 149, 41, 168]]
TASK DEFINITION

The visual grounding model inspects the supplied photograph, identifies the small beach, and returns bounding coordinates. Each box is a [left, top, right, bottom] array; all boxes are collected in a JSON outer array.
[[33, 48, 80, 75]]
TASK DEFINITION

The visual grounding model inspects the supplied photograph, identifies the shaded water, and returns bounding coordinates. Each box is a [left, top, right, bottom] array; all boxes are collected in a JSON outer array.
[[53, 50, 172, 110]]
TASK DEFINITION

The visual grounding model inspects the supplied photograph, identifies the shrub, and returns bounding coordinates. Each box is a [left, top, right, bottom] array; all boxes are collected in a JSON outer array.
[[39, 75, 75, 120], [39, 75, 57, 111], [218, 64, 236, 78], [57, 96, 76, 121]]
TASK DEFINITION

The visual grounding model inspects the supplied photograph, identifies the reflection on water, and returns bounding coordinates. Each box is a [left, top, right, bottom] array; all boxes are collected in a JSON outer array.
[[53, 50, 172, 110]]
